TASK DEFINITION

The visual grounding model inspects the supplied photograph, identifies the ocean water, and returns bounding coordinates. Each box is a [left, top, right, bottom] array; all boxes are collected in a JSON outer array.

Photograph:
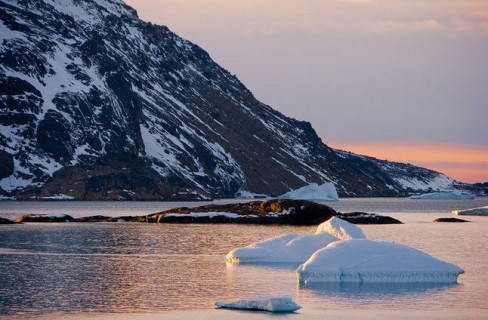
[[0, 198, 487, 319]]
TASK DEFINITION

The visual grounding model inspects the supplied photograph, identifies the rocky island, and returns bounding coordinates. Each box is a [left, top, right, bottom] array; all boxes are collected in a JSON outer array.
[[10, 200, 402, 225]]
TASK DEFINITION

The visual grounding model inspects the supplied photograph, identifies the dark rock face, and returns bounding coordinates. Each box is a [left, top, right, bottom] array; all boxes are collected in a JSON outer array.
[[434, 217, 470, 223], [0, 151, 14, 179], [0, 217, 16, 224], [16, 214, 75, 223], [36, 111, 74, 163], [75, 215, 123, 222], [144, 200, 336, 225], [335, 212, 403, 224], [0, 0, 468, 199]]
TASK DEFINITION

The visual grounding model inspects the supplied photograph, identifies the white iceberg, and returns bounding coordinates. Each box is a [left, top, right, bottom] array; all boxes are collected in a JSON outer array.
[[452, 206, 488, 216], [235, 190, 268, 199], [226, 217, 364, 263], [410, 191, 475, 200], [297, 239, 464, 285], [215, 295, 301, 313], [279, 182, 339, 201], [315, 216, 366, 240], [226, 232, 338, 264]]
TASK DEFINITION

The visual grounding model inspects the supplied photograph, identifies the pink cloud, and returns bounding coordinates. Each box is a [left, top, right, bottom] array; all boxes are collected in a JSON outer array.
[[361, 19, 445, 34], [451, 16, 488, 34]]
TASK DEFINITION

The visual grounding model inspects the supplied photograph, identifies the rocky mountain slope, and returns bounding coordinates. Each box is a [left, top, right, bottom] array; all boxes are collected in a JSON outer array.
[[0, 0, 470, 200]]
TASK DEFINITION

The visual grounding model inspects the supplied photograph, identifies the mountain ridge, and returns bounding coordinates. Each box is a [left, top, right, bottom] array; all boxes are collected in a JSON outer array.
[[0, 0, 476, 200]]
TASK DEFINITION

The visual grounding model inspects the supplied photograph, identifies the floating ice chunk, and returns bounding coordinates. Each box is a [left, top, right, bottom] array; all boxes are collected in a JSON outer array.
[[40, 194, 75, 200], [410, 191, 475, 200], [226, 217, 362, 263], [215, 295, 301, 313], [226, 232, 338, 263], [315, 217, 366, 240], [297, 239, 464, 285], [279, 183, 339, 201], [452, 206, 488, 216], [235, 190, 268, 199]]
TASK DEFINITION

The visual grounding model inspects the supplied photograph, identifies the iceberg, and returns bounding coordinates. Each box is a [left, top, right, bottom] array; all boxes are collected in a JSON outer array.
[[226, 232, 338, 264], [315, 216, 366, 240], [226, 217, 364, 263], [297, 239, 464, 285], [215, 295, 301, 313], [452, 206, 488, 216], [410, 191, 475, 200], [279, 182, 339, 201]]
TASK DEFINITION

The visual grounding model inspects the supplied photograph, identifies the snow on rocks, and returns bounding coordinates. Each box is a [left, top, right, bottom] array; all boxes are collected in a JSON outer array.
[[226, 217, 362, 263], [279, 183, 339, 201], [215, 295, 301, 313], [146, 199, 336, 225], [410, 191, 475, 200], [452, 206, 488, 216], [38, 194, 75, 200], [296, 239, 464, 285]]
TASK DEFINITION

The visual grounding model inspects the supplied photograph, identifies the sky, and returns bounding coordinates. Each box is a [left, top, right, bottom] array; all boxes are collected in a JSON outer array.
[[124, 0, 488, 183]]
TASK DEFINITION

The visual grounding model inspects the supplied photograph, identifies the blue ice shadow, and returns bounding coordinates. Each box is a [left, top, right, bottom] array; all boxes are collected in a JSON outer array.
[[226, 261, 300, 271], [300, 282, 457, 298]]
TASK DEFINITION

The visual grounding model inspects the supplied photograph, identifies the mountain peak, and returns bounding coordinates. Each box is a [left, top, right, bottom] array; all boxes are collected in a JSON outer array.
[[0, 0, 471, 200]]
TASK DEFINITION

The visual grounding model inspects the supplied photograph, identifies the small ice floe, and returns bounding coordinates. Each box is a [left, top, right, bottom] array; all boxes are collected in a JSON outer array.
[[235, 190, 269, 199], [452, 206, 488, 216], [297, 239, 464, 285], [410, 191, 475, 200], [39, 194, 75, 200], [279, 182, 339, 201], [215, 295, 301, 313], [226, 217, 364, 263]]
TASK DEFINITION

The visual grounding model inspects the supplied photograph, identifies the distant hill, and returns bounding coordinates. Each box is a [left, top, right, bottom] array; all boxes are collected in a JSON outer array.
[[0, 0, 473, 200]]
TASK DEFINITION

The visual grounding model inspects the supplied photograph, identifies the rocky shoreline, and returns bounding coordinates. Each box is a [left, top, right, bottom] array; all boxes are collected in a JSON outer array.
[[1, 200, 403, 225]]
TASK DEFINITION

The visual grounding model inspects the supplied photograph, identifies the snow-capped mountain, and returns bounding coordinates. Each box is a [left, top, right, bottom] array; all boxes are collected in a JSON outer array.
[[0, 0, 468, 200]]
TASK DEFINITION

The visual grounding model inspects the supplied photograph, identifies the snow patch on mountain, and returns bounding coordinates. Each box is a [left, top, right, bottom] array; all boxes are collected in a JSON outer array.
[[395, 175, 455, 192]]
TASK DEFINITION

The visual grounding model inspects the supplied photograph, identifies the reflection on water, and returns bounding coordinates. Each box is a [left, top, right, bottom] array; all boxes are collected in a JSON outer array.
[[301, 282, 456, 299], [0, 198, 487, 318], [0, 223, 308, 317]]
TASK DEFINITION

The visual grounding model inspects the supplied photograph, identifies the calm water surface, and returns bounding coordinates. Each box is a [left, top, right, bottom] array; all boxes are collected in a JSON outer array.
[[0, 198, 487, 319]]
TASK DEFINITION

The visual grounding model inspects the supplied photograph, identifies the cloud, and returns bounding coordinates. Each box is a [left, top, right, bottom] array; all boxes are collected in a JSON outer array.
[[341, 0, 376, 4], [451, 16, 488, 34], [360, 19, 445, 34], [127, 0, 488, 37]]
